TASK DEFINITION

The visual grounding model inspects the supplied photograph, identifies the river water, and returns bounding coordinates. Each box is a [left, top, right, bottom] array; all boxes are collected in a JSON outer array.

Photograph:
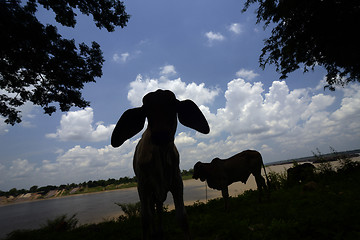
[[0, 179, 228, 238], [0, 164, 294, 238]]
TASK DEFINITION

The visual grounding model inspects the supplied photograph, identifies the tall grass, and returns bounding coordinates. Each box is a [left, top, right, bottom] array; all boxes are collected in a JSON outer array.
[[41, 214, 78, 232], [267, 170, 287, 190], [114, 202, 141, 219]]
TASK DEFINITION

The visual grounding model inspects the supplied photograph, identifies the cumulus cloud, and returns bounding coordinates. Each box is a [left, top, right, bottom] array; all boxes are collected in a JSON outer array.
[[9, 159, 36, 179], [46, 107, 115, 142], [125, 68, 360, 168], [332, 84, 360, 121], [0, 89, 38, 133], [0, 117, 9, 135], [4, 66, 360, 190], [0, 141, 139, 189], [201, 79, 360, 161], [235, 68, 260, 80], [160, 65, 177, 76], [175, 132, 197, 146], [38, 142, 138, 184], [127, 74, 219, 107], [228, 23, 243, 35], [205, 31, 225, 45], [209, 79, 309, 137]]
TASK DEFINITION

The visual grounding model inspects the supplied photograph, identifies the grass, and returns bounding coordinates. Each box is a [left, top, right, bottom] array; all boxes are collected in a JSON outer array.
[[3, 161, 360, 240]]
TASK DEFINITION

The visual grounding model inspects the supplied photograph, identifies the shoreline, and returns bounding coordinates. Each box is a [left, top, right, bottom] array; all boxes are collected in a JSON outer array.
[[0, 185, 139, 207], [2, 156, 359, 207]]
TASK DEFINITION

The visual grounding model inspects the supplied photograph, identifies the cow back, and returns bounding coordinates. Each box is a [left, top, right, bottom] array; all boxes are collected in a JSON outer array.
[[223, 150, 263, 184]]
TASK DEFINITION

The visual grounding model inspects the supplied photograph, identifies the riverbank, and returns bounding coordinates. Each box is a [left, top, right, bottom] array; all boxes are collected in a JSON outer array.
[[2, 155, 359, 206], [4, 158, 360, 240], [0, 183, 137, 206]]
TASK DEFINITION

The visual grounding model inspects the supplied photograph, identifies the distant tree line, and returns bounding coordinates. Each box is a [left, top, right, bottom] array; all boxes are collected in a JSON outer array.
[[0, 169, 195, 198], [0, 176, 137, 197], [181, 168, 194, 176]]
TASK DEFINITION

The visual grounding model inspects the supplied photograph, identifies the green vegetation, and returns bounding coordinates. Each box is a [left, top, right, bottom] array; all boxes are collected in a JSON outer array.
[[242, 1, 360, 89], [115, 202, 141, 219], [41, 214, 78, 233], [0, 177, 138, 199], [1, 0, 129, 124], [3, 158, 360, 240], [1, 170, 195, 199]]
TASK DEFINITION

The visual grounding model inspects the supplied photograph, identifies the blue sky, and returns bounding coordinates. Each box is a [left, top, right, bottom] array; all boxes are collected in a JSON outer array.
[[1, 0, 360, 191]]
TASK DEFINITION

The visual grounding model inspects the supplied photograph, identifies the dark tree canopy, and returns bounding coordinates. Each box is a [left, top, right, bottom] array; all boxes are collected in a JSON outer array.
[[243, 0, 360, 90], [0, 0, 129, 125]]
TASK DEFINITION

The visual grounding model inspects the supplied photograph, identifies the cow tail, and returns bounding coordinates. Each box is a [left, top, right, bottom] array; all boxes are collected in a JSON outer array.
[[262, 161, 270, 190]]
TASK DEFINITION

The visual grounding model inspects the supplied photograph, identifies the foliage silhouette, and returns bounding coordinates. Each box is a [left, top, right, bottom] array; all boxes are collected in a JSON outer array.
[[0, 176, 137, 197], [243, 0, 360, 90], [41, 214, 78, 232], [115, 202, 141, 219], [0, 0, 129, 124]]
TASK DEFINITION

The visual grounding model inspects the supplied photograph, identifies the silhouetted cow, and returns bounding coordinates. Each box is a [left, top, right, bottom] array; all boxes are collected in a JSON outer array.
[[193, 150, 269, 209], [287, 163, 315, 185], [111, 89, 209, 240]]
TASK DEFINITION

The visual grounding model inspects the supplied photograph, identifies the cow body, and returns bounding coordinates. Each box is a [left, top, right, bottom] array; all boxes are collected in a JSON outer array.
[[111, 89, 209, 240], [133, 129, 187, 239], [287, 163, 315, 185], [193, 150, 269, 209]]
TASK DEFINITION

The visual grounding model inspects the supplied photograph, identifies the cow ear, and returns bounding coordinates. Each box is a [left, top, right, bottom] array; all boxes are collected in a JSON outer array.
[[177, 100, 210, 134], [111, 107, 146, 147]]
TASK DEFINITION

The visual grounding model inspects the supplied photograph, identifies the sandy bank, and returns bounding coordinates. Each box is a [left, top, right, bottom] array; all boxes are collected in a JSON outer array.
[[2, 156, 359, 207]]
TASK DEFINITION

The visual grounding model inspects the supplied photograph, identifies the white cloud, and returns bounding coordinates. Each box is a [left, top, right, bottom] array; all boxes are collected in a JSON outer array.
[[4, 66, 360, 190], [46, 107, 115, 142], [301, 94, 335, 120], [38, 142, 138, 184], [0, 90, 37, 133], [9, 159, 36, 179], [126, 66, 360, 167], [127, 74, 219, 107], [160, 65, 177, 76], [0, 117, 10, 135], [332, 84, 360, 121], [205, 31, 225, 45], [175, 132, 197, 146], [121, 52, 130, 62], [112, 53, 120, 62], [0, 142, 138, 188], [201, 79, 360, 162], [235, 68, 259, 80], [228, 23, 243, 35], [113, 52, 130, 63]]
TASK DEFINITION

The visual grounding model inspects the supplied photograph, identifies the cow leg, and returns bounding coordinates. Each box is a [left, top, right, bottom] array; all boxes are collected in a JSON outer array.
[[254, 174, 266, 202], [221, 187, 229, 210], [171, 175, 191, 240], [139, 194, 153, 240], [155, 201, 164, 240], [137, 182, 156, 240]]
